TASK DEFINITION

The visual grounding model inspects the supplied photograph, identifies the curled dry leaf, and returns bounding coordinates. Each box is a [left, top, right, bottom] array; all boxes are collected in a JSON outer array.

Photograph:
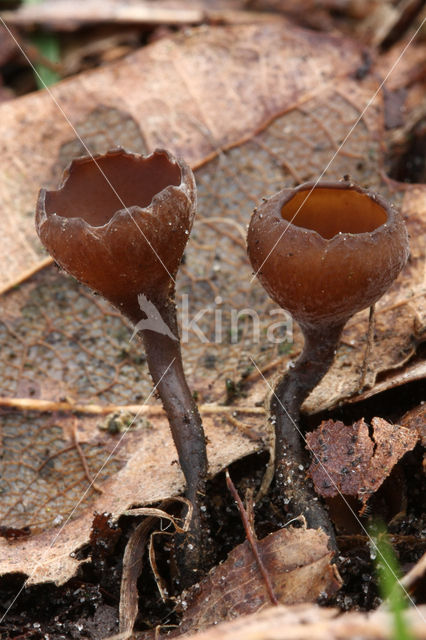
[[399, 550, 426, 595], [119, 499, 192, 636], [175, 527, 342, 637], [306, 417, 419, 506]]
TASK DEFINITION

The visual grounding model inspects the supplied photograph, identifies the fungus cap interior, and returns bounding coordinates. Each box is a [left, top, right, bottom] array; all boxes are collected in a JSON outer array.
[[280, 187, 388, 239], [45, 153, 182, 227]]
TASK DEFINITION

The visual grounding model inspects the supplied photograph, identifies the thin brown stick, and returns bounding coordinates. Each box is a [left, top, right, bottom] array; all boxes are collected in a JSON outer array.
[[0, 396, 265, 416], [225, 470, 278, 606]]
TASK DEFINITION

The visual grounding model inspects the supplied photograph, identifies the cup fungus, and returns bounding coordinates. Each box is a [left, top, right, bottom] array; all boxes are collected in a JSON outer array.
[[247, 180, 409, 538], [36, 148, 209, 584]]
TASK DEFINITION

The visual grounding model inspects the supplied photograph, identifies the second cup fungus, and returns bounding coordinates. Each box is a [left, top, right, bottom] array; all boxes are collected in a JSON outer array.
[[247, 180, 409, 541], [36, 148, 209, 585]]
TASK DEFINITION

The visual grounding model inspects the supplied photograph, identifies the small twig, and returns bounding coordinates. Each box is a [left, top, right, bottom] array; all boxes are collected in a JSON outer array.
[[359, 304, 376, 391], [225, 470, 278, 606], [0, 396, 265, 416]]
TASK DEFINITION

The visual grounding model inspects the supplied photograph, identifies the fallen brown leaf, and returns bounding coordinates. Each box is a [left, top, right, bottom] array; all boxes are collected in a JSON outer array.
[[400, 403, 426, 472], [401, 404, 426, 447], [173, 603, 426, 640], [0, 411, 264, 584], [306, 417, 419, 506], [175, 526, 341, 637]]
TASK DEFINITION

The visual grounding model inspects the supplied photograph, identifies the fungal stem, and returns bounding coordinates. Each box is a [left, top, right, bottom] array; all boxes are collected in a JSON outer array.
[[271, 322, 344, 546], [132, 293, 210, 586]]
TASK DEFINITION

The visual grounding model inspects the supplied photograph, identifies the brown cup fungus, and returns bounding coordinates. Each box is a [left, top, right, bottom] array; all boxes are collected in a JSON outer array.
[[247, 181, 409, 539], [36, 148, 209, 584]]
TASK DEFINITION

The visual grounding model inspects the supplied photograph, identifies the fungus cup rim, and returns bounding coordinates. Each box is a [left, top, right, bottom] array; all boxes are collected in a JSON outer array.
[[267, 180, 398, 243], [36, 147, 193, 233]]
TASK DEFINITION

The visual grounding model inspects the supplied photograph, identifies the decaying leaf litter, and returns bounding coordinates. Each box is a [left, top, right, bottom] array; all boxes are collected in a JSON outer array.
[[0, 2, 425, 638]]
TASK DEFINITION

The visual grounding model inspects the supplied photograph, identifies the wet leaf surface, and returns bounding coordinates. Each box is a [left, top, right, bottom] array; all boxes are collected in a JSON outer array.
[[306, 417, 419, 505]]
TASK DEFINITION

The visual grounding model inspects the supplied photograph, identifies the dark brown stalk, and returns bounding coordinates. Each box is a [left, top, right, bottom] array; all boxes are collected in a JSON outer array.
[[271, 323, 344, 546], [131, 295, 210, 586]]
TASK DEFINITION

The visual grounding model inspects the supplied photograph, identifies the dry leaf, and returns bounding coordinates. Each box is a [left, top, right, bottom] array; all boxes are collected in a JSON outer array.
[[0, 1, 200, 30], [306, 417, 419, 505], [1, 0, 251, 30], [399, 550, 426, 594], [0, 411, 263, 584], [400, 403, 426, 472], [176, 526, 341, 636], [173, 603, 426, 640], [401, 404, 426, 447], [119, 499, 192, 636]]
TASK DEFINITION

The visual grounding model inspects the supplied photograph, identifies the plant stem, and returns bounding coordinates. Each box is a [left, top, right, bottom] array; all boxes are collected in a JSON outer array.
[[130, 295, 210, 586], [271, 322, 344, 546]]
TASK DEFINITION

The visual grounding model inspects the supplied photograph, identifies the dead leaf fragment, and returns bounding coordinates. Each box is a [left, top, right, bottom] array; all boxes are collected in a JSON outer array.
[[1, 0, 206, 29], [306, 417, 419, 506], [401, 404, 426, 447], [400, 403, 426, 472], [0, 411, 262, 585], [119, 499, 192, 636], [176, 603, 426, 640], [177, 526, 341, 636], [1, 0, 256, 30]]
